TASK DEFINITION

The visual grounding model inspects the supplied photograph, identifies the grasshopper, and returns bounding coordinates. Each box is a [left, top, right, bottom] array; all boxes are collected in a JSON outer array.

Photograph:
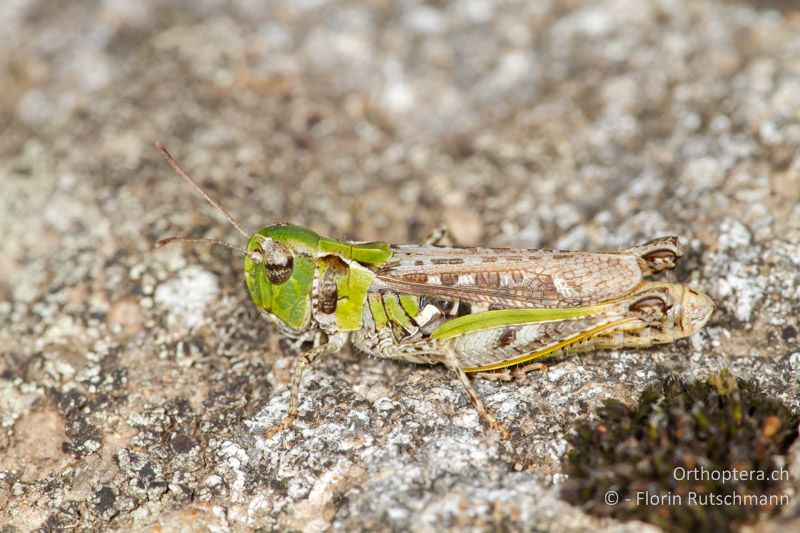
[[154, 142, 714, 440]]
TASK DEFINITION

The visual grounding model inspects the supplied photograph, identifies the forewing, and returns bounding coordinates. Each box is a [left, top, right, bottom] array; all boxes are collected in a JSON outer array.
[[375, 246, 643, 308]]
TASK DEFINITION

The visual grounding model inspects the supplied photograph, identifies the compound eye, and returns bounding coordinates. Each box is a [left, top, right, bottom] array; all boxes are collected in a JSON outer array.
[[263, 241, 294, 285]]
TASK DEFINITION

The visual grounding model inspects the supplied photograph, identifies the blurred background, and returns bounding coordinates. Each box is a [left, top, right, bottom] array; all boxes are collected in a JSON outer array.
[[1, 0, 798, 530]]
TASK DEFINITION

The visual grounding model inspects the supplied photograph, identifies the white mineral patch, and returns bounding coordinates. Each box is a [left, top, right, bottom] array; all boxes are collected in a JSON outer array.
[[204, 475, 223, 487], [789, 352, 800, 373], [154, 266, 219, 330], [718, 218, 752, 249], [715, 264, 763, 323], [219, 441, 249, 503]]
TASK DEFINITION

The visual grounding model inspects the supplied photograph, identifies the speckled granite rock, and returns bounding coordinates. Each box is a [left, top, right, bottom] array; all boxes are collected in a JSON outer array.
[[0, 0, 798, 530]]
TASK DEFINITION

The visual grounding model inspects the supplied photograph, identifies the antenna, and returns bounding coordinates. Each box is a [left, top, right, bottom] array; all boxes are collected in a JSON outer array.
[[155, 141, 249, 238], [156, 237, 262, 262]]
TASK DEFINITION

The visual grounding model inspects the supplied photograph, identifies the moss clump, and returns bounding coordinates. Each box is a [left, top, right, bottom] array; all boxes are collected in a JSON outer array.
[[561, 370, 798, 532]]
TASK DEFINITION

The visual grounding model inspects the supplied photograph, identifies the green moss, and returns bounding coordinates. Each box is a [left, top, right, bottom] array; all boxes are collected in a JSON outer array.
[[561, 370, 798, 532]]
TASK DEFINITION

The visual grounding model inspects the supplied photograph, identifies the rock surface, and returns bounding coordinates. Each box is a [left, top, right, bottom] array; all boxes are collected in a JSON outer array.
[[1, 0, 798, 530]]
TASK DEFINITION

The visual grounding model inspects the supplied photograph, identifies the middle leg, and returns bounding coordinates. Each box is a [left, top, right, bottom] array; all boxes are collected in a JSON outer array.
[[445, 348, 511, 440]]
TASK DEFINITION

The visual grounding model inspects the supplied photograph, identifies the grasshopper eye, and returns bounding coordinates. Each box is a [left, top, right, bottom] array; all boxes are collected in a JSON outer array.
[[262, 241, 294, 285]]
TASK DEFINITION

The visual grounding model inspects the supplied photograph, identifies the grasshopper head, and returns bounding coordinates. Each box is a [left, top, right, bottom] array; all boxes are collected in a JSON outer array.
[[244, 225, 321, 333], [153, 143, 323, 334]]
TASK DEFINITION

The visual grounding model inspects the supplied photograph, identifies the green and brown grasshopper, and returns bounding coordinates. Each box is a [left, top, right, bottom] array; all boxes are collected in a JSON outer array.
[[154, 142, 714, 440]]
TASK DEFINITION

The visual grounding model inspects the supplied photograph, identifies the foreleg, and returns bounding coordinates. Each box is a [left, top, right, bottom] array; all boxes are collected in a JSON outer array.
[[266, 332, 348, 438]]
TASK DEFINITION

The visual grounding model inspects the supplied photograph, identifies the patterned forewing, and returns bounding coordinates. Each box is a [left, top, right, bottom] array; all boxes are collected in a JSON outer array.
[[375, 246, 643, 308]]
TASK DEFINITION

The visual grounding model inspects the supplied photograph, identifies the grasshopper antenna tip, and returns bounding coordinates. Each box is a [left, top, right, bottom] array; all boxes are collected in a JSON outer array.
[[155, 141, 250, 239]]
